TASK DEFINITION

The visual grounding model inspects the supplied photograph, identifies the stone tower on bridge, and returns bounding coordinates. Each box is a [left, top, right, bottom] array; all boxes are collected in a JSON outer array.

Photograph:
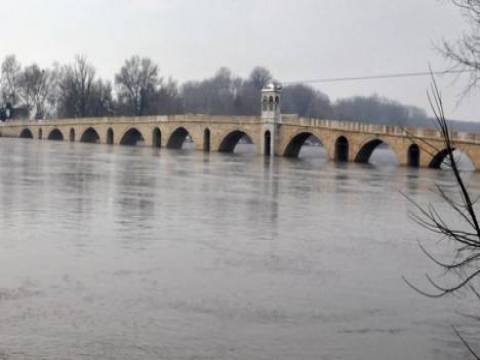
[[261, 83, 282, 156]]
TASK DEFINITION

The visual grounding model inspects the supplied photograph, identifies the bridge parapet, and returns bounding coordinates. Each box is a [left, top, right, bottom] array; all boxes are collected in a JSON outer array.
[[0, 114, 264, 126], [280, 115, 480, 144], [2, 113, 480, 147]]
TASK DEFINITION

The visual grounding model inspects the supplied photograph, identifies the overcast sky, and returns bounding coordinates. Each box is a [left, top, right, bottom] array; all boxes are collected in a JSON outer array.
[[1, 0, 478, 121]]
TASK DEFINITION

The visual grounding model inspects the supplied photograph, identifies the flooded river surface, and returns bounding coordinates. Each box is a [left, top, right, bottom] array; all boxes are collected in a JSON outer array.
[[0, 138, 478, 360]]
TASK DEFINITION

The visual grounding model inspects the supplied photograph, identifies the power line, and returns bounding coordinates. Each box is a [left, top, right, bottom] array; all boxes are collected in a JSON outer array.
[[283, 69, 472, 85]]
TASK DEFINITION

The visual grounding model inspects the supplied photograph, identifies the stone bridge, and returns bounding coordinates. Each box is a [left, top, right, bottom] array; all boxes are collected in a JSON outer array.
[[1, 85, 480, 170]]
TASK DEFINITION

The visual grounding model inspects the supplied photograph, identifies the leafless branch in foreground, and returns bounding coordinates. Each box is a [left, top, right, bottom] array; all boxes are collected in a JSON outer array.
[[438, 0, 480, 94], [403, 74, 480, 357]]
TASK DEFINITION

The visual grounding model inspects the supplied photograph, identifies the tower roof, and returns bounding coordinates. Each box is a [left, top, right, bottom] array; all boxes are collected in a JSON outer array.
[[262, 83, 282, 93]]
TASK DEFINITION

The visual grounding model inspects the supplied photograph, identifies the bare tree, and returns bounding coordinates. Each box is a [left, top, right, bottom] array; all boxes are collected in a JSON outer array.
[[115, 56, 161, 116], [182, 67, 251, 115], [282, 84, 333, 119], [249, 66, 273, 91], [334, 94, 429, 127], [156, 77, 183, 115], [1, 55, 22, 106], [440, 0, 480, 91], [57, 55, 109, 118], [233, 67, 274, 116], [17, 64, 57, 119], [87, 79, 115, 118], [404, 76, 480, 357], [70, 55, 95, 117]]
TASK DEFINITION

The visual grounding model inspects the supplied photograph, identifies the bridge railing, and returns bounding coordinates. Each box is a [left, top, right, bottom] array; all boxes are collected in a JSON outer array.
[[0, 114, 265, 126], [2, 113, 480, 144], [281, 115, 480, 144]]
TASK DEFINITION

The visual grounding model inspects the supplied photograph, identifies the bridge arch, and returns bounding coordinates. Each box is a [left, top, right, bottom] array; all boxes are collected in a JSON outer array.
[[152, 127, 161, 148], [283, 131, 325, 158], [204, 128, 211, 152], [354, 138, 398, 164], [426, 148, 477, 170], [167, 127, 193, 149], [218, 130, 255, 153], [120, 128, 145, 146], [408, 144, 420, 168], [107, 128, 114, 145], [48, 128, 64, 141], [80, 127, 100, 143], [335, 136, 349, 162], [69, 128, 75, 142], [264, 130, 271, 156], [429, 148, 451, 169], [20, 128, 33, 139]]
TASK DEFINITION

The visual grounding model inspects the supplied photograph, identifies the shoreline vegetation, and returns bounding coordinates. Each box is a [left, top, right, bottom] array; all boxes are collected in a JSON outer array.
[[0, 54, 477, 132]]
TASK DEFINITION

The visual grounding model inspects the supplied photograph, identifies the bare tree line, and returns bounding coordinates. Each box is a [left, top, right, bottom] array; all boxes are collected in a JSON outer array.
[[1, 54, 456, 130]]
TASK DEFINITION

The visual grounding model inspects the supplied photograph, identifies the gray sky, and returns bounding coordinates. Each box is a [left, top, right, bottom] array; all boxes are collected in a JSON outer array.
[[1, 0, 478, 121]]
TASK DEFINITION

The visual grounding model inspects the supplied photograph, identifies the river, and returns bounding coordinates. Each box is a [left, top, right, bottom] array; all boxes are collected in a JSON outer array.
[[0, 138, 478, 359]]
